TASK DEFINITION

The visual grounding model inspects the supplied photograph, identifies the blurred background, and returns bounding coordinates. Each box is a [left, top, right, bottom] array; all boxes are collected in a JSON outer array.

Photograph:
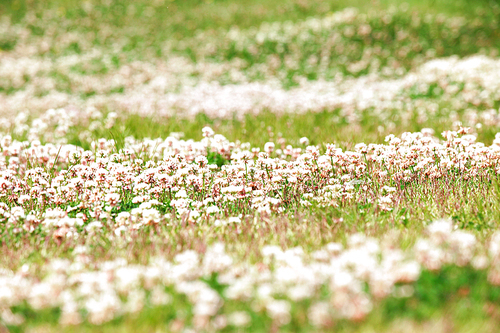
[[1, 0, 499, 52], [1, 0, 500, 148]]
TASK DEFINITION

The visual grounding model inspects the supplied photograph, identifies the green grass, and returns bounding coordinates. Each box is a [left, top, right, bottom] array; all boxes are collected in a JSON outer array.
[[61, 107, 500, 153], [1, 0, 499, 62], [2, 0, 500, 331], [2, 0, 499, 32]]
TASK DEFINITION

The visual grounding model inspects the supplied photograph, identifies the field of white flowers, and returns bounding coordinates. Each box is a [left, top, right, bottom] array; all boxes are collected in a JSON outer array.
[[2, 0, 500, 332]]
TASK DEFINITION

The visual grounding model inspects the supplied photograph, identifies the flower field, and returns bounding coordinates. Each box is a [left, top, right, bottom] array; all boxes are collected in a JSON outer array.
[[2, 0, 500, 331]]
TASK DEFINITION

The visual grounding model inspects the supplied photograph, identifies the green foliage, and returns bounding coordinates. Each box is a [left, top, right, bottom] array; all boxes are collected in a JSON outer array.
[[207, 152, 229, 167]]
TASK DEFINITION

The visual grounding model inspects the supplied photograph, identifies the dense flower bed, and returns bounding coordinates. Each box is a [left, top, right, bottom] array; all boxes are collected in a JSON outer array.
[[2, 2, 500, 331]]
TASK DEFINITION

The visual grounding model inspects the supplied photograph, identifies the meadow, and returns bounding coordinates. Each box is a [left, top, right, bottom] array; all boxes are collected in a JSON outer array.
[[1, 0, 500, 332]]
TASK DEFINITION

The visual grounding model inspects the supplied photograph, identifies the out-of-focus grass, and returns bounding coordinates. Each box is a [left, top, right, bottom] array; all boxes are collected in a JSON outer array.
[[2, 0, 499, 49], [2, 0, 499, 33]]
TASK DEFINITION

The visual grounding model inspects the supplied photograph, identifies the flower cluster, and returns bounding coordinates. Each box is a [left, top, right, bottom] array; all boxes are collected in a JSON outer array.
[[0, 219, 499, 329], [0, 127, 499, 241]]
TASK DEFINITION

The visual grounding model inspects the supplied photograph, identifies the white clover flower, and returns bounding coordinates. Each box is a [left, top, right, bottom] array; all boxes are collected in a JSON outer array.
[[175, 189, 188, 198], [206, 206, 220, 214], [142, 208, 161, 224], [227, 216, 241, 224], [265, 299, 291, 325], [472, 255, 489, 270], [308, 302, 331, 327], [228, 311, 251, 327], [85, 221, 103, 232], [427, 218, 453, 245], [1, 309, 24, 326], [85, 292, 122, 325], [150, 286, 172, 306], [116, 212, 131, 226], [264, 142, 275, 154], [202, 126, 215, 138]]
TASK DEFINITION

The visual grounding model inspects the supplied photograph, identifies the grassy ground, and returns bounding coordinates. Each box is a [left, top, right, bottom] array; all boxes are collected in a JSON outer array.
[[2, 0, 499, 32], [1, 0, 500, 332]]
